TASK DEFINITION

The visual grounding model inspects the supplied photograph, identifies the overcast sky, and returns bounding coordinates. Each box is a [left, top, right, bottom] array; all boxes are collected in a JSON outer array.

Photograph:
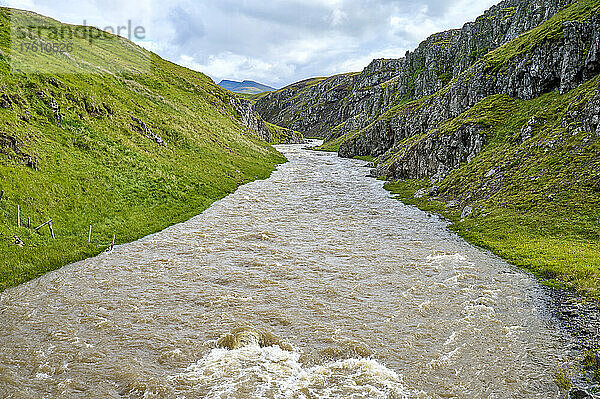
[[1, 0, 498, 88]]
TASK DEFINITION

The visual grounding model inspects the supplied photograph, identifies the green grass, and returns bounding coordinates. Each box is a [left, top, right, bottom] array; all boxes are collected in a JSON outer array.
[[483, 0, 600, 71], [330, 0, 600, 155], [383, 75, 600, 302], [236, 91, 273, 103], [370, 0, 600, 303], [270, 76, 329, 96], [316, 0, 600, 304], [352, 155, 374, 162], [314, 132, 353, 152], [265, 122, 302, 144], [316, 93, 427, 153], [584, 349, 600, 382], [0, 8, 285, 291], [554, 367, 573, 391]]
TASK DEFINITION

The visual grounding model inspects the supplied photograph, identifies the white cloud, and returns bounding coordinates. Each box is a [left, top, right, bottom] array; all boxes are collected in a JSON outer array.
[[330, 8, 348, 26], [0, 0, 500, 87]]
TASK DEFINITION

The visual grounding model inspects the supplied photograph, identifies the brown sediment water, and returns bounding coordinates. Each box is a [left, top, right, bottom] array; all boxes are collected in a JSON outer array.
[[0, 143, 574, 398]]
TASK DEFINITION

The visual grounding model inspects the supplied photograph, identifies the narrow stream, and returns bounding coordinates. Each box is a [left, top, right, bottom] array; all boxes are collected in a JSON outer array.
[[0, 143, 574, 398]]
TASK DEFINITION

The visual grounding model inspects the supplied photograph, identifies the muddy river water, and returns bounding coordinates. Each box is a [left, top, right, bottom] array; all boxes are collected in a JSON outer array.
[[0, 143, 575, 398]]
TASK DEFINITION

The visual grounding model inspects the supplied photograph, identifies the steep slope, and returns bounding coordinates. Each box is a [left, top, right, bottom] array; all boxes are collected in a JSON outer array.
[[254, 73, 361, 137], [0, 8, 290, 291], [228, 95, 304, 144], [218, 79, 275, 94]]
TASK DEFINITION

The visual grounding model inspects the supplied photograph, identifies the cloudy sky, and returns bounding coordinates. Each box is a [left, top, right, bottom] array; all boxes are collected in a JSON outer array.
[[1, 0, 498, 88]]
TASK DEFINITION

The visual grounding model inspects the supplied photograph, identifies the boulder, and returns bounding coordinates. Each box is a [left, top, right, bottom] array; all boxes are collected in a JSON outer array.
[[461, 206, 473, 219]]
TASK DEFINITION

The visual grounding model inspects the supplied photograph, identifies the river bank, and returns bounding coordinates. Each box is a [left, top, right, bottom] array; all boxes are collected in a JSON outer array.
[[0, 146, 285, 293], [0, 148, 284, 292], [384, 177, 600, 396]]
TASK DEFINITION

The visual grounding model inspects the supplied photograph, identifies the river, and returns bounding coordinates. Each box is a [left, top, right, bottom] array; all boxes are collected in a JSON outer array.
[[0, 143, 575, 398]]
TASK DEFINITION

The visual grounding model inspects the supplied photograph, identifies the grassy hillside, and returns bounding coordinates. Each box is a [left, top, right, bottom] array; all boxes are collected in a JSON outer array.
[[386, 75, 600, 302], [0, 8, 285, 291]]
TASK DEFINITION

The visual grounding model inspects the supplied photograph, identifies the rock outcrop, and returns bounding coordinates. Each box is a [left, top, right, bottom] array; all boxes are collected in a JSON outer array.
[[371, 122, 487, 181], [254, 73, 358, 137], [256, 0, 578, 138], [131, 117, 167, 147], [0, 133, 38, 169], [229, 96, 304, 144]]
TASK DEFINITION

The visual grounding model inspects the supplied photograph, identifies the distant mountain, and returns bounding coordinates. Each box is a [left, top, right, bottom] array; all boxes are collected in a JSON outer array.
[[218, 80, 275, 94]]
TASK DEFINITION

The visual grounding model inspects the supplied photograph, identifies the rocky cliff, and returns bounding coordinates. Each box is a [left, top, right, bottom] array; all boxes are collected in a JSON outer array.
[[254, 73, 358, 137], [253, 0, 600, 305], [342, 0, 600, 180], [255, 0, 581, 146]]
